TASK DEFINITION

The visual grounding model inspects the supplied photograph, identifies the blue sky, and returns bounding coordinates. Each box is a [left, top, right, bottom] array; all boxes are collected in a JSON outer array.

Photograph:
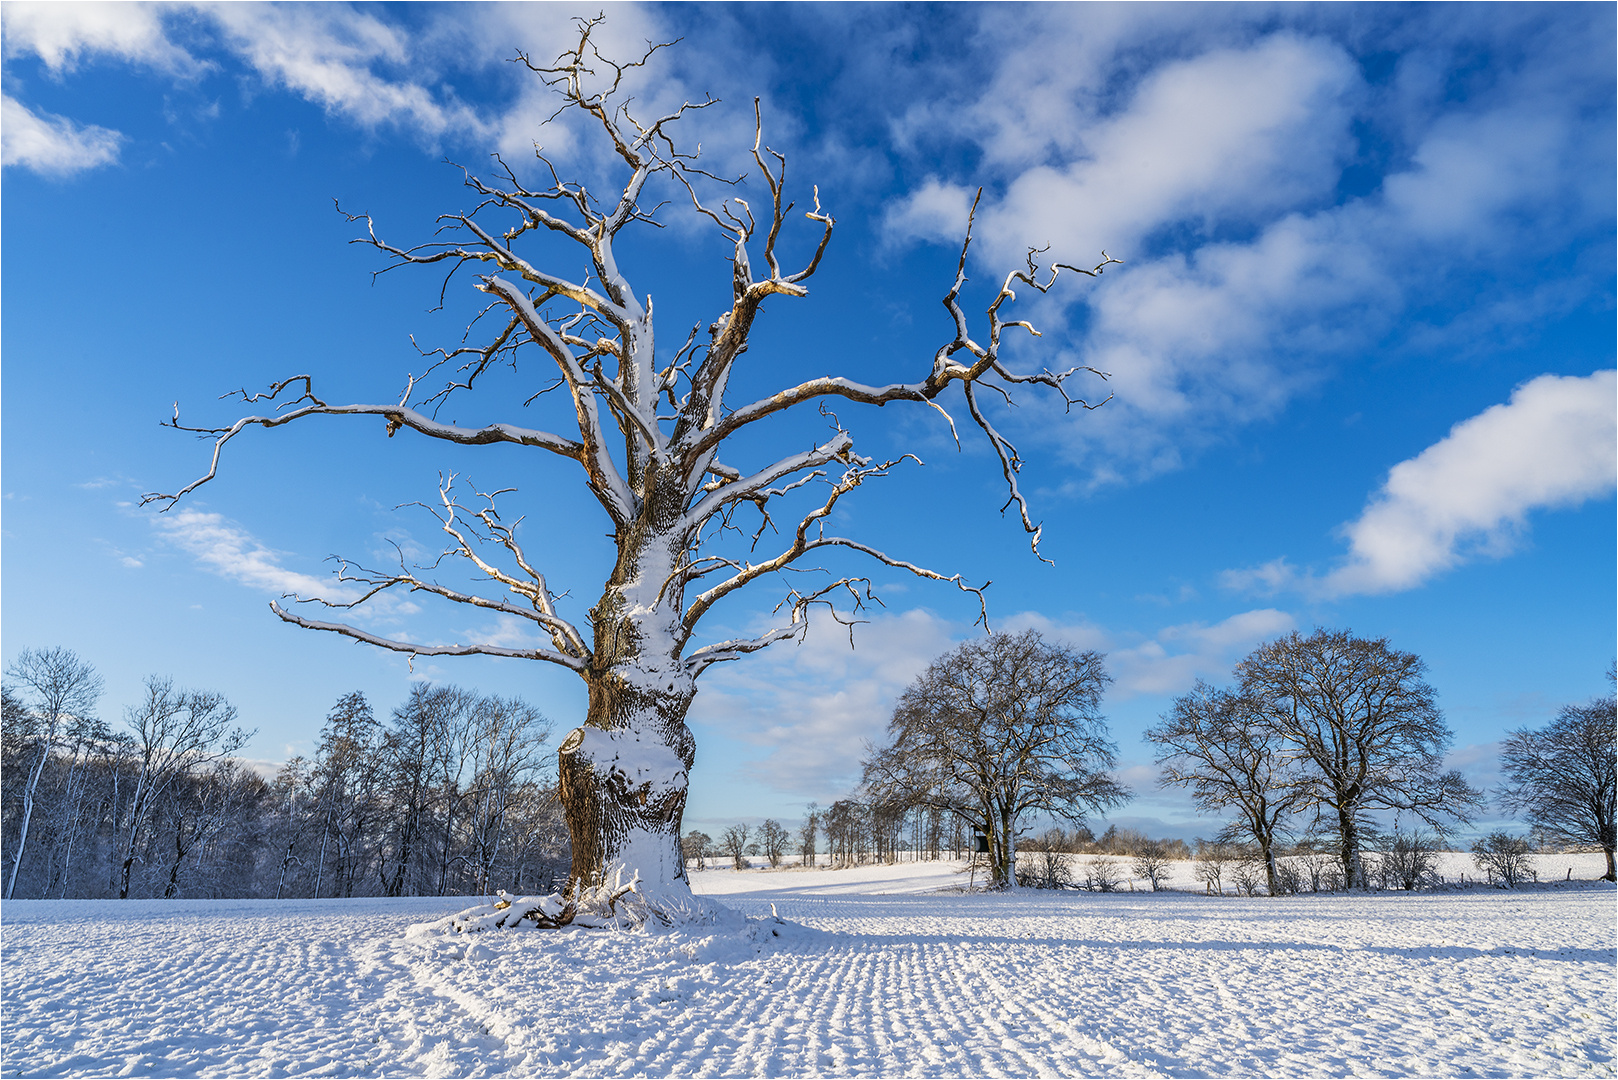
[[3, 2, 1613, 842]]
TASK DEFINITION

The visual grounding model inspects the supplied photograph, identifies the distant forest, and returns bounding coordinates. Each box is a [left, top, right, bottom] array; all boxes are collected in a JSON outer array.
[[2, 651, 568, 901]]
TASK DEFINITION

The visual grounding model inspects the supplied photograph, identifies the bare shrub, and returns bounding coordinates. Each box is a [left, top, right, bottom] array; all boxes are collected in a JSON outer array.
[[1231, 852, 1267, 896], [1376, 829, 1441, 891], [1083, 856, 1122, 892], [1131, 840, 1174, 891], [1295, 843, 1339, 892], [1023, 847, 1073, 889], [1273, 858, 1304, 894], [1194, 839, 1235, 894], [1472, 831, 1535, 888]]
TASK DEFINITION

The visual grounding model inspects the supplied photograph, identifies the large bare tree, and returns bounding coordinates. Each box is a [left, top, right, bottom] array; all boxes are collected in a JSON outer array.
[[146, 21, 1117, 906], [1236, 628, 1482, 889], [863, 629, 1127, 889]]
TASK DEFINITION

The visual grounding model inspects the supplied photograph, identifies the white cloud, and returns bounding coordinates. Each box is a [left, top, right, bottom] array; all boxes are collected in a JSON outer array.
[[1, 1, 200, 74], [151, 508, 360, 601], [688, 608, 958, 799], [1225, 370, 1618, 597], [887, 34, 1359, 257], [1005, 608, 1295, 698], [206, 4, 485, 142], [1324, 370, 1617, 595], [1, 94, 123, 175], [4, 2, 499, 152], [883, 17, 1611, 486], [0, 2, 723, 178]]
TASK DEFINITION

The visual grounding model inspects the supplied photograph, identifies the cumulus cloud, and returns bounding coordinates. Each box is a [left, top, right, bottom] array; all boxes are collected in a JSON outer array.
[[883, 12, 1613, 485], [891, 34, 1359, 260], [1, 94, 123, 175], [1224, 370, 1618, 597]]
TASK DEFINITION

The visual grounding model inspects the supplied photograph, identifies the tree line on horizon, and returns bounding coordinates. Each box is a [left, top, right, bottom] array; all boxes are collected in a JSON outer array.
[[704, 628, 1614, 892], [1, 649, 568, 901], [5, 626, 1611, 900]]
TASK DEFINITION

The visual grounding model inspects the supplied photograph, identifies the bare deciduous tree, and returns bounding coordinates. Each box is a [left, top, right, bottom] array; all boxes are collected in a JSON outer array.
[[118, 677, 250, 899], [143, 17, 1116, 909], [311, 692, 383, 900], [680, 830, 712, 870], [796, 803, 819, 868], [1130, 839, 1174, 892], [758, 818, 789, 868], [1147, 681, 1301, 895], [720, 823, 751, 871], [863, 629, 1127, 889], [4, 648, 103, 900], [1237, 629, 1482, 890], [463, 696, 553, 896], [1193, 838, 1235, 895], [1497, 687, 1616, 881]]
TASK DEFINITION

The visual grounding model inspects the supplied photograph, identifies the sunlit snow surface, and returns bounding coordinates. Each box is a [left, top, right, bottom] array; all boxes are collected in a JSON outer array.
[[3, 857, 1613, 1078]]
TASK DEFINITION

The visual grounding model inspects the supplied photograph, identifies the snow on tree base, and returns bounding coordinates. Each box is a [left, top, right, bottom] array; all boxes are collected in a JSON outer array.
[[410, 870, 793, 939]]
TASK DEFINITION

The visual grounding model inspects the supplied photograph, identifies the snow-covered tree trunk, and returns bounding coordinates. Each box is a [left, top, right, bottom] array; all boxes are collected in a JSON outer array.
[[559, 488, 699, 898]]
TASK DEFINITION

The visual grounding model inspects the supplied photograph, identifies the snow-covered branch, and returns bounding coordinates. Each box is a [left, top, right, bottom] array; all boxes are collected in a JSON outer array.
[[680, 453, 988, 642], [270, 601, 585, 671], [140, 377, 588, 510]]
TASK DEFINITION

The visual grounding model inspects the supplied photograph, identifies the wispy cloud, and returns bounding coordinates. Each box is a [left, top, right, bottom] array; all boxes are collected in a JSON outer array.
[[690, 608, 956, 801], [1004, 608, 1296, 698], [1, 2, 680, 175], [1225, 370, 1617, 597], [1, 1, 202, 75], [206, 4, 486, 142], [150, 508, 359, 601]]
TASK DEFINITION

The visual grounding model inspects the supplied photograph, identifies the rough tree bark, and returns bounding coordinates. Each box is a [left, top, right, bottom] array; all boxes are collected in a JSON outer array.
[[145, 20, 1118, 908]]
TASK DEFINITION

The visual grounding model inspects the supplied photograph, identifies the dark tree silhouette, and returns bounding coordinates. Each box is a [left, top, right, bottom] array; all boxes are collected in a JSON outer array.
[[1147, 680, 1301, 895], [1237, 629, 1481, 889], [1498, 685, 1616, 881], [864, 629, 1127, 889]]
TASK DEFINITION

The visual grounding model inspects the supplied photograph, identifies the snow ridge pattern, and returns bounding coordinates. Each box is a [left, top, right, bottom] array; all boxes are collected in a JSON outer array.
[[2, 860, 1613, 1077]]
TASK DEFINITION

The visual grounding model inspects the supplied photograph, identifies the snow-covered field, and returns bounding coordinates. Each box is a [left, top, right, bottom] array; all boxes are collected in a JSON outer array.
[[3, 857, 1613, 1078]]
